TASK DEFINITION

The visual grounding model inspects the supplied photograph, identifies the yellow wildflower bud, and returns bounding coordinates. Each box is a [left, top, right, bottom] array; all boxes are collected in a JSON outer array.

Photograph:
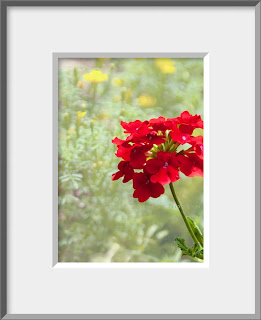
[[83, 70, 108, 83], [121, 87, 133, 103], [120, 108, 126, 116], [138, 94, 156, 107], [101, 113, 109, 119], [77, 80, 84, 88], [90, 119, 95, 131], [155, 58, 176, 74], [76, 111, 87, 120], [112, 78, 124, 87]]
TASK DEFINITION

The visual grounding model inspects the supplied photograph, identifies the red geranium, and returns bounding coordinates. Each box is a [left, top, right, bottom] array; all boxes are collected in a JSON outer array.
[[145, 152, 180, 185], [177, 153, 203, 177], [133, 172, 165, 202], [173, 111, 203, 134], [112, 160, 134, 183], [112, 110, 204, 202], [129, 144, 152, 169], [121, 120, 151, 135]]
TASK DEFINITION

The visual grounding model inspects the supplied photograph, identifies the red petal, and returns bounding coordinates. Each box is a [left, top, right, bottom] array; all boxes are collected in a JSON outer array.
[[180, 111, 203, 129], [180, 111, 191, 121], [129, 145, 151, 169], [121, 120, 142, 133], [167, 165, 180, 183], [133, 187, 150, 202], [150, 167, 171, 185], [145, 158, 163, 174], [133, 172, 147, 189], [149, 182, 165, 198], [115, 145, 132, 161], [177, 154, 193, 176], [149, 116, 166, 124], [170, 128, 190, 145], [157, 151, 172, 162], [112, 171, 124, 181], [178, 153, 203, 177], [169, 153, 180, 167], [118, 160, 128, 170], [122, 166, 134, 183], [148, 135, 165, 145], [179, 124, 194, 135], [189, 136, 204, 159], [112, 137, 125, 146]]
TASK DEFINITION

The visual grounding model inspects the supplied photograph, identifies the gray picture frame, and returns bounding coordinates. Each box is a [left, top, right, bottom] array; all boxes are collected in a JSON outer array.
[[0, 1, 260, 319]]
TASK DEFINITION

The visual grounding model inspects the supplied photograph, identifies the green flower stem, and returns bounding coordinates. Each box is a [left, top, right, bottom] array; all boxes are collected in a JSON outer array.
[[92, 83, 97, 105], [169, 182, 201, 246]]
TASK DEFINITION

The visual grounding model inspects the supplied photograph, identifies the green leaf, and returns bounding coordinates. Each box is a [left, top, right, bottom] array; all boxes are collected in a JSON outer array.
[[175, 237, 191, 256], [191, 243, 202, 257], [175, 237, 204, 261], [187, 217, 204, 246]]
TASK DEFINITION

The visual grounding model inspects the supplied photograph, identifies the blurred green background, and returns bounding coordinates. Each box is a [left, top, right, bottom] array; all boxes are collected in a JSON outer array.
[[58, 58, 204, 262]]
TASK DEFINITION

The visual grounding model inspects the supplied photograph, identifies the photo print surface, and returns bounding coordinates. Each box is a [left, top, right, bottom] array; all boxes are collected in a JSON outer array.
[[58, 58, 204, 263]]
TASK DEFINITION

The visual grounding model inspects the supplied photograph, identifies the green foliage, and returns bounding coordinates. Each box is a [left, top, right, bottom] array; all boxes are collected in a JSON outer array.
[[187, 217, 204, 247], [175, 237, 203, 261], [58, 58, 204, 262]]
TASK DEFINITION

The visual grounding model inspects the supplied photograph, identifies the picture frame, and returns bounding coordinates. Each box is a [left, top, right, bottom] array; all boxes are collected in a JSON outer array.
[[0, 1, 260, 319]]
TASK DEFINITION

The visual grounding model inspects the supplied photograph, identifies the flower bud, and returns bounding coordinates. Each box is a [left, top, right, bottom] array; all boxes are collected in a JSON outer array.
[[77, 80, 84, 88], [90, 119, 95, 131]]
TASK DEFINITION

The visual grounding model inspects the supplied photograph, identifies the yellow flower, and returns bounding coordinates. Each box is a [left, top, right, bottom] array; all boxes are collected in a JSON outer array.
[[112, 78, 124, 86], [155, 58, 176, 74], [77, 80, 84, 88], [138, 94, 156, 107], [83, 70, 108, 83], [76, 111, 87, 120], [101, 113, 109, 119]]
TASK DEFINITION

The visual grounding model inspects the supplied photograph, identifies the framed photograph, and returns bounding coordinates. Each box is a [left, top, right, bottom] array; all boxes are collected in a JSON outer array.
[[0, 1, 260, 319], [55, 54, 206, 265]]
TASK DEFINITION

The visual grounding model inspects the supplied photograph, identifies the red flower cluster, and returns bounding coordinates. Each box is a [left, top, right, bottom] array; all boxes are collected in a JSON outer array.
[[112, 111, 203, 202]]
